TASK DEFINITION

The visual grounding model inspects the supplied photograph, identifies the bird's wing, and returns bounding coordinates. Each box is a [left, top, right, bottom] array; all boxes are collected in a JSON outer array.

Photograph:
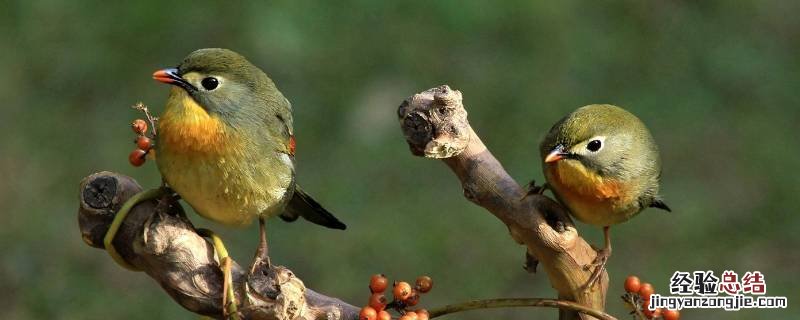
[[262, 97, 294, 156], [269, 113, 294, 156]]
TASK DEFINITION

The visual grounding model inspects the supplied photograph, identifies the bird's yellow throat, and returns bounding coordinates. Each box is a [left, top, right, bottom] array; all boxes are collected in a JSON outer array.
[[158, 88, 232, 155]]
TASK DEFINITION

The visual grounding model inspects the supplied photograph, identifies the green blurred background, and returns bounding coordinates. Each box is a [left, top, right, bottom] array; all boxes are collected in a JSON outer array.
[[1, 1, 798, 319]]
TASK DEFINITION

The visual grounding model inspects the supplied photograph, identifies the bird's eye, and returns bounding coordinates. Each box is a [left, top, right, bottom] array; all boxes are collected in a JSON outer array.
[[587, 139, 602, 152], [201, 77, 219, 90]]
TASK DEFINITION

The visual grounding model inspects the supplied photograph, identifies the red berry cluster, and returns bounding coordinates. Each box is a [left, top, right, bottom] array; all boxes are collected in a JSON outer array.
[[360, 274, 433, 320], [128, 119, 153, 167], [623, 275, 680, 320]]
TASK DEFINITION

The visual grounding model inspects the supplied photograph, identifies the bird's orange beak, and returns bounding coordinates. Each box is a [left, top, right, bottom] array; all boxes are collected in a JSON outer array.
[[152, 68, 197, 91], [153, 68, 180, 84], [545, 145, 569, 163]]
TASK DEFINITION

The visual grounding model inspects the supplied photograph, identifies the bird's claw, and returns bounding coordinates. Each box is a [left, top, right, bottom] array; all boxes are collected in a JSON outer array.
[[522, 181, 549, 200], [583, 248, 611, 291]]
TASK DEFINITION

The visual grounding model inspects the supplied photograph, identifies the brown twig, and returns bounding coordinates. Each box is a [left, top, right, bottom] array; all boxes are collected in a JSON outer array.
[[397, 85, 609, 320], [428, 298, 617, 320]]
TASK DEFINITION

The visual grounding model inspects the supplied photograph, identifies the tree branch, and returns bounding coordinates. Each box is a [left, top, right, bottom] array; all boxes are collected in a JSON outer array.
[[397, 85, 609, 320], [78, 172, 359, 320]]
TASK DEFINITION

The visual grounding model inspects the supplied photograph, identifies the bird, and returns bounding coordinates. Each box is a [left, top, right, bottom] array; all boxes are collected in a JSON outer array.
[[152, 49, 345, 232], [538, 104, 670, 288], [105, 48, 345, 316]]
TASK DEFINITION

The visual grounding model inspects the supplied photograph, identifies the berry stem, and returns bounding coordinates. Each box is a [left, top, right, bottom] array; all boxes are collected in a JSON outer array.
[[132, 102, 158, 137], [427, 298, 617, 320], [621, 293, 648, 319]]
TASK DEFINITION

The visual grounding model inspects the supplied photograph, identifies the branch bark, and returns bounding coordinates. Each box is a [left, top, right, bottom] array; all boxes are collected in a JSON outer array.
[[78, 172, 359, 320], [397, 85, 609, 320]]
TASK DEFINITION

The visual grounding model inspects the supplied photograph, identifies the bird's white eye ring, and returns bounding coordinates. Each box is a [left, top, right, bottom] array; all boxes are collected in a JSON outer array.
[[201, 77, 219, 90], [587, 139, 602, 152]]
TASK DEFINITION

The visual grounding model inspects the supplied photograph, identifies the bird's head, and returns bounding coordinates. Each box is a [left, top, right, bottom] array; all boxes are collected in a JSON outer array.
[[539, 104, 659, 179], [153, 48, 285, 124]]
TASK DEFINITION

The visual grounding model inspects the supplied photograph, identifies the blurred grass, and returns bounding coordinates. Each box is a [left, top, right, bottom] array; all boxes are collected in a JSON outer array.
[[1, 1, 798, 319]]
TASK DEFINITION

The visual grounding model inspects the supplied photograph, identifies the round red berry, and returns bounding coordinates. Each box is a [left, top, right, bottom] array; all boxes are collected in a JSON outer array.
[[393, 281, 412, 300], [415, 309, 429, 320], [359, 306, 377, 320], [370, 274, 388, 293], [376, 310, 391, 320], [136, 136, 152, 151], [415, 276, 433, 293], [405, 291, 420, 306], [131, 119, 147, 134], [624, 275, 641, 293], [368, 293, 387, 311], [639, 283, 654, 301], [129, 149, 147, 167]]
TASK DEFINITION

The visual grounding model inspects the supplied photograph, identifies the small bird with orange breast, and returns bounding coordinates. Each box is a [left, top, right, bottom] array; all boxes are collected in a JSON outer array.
[[104, 48, 345, 317], [539, 104, 670, 288]]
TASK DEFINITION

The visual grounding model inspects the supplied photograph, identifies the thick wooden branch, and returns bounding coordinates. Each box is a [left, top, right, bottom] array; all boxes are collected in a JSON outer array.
[[398, 85, 608, 320], [78, 172, 359, 320]]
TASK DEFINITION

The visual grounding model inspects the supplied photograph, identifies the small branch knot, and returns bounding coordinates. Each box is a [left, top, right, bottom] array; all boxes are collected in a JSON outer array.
[[398, 85, 470, 159]]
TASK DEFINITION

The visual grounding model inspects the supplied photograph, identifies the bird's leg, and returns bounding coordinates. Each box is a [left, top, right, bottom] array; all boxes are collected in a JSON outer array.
[[251, 217, 271, 271], [584, 226, 612, 290], [103, 187, 167, 271], [522, 180, 549, 200], [196, 229, 239, 320]]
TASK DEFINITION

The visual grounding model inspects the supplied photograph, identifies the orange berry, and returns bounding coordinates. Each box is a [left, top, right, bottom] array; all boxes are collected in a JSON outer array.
[[370, 274, 389, 293], [662, 309, 680, 320], [400, 311, 417, 320], [368, 293, 387, 311], [624, 275, 641, 293], [405, 291, 420, 306], [135, 136, 152, 151], [128, 149, 147, 167], [415, 276, 433, 293], [393, 281, 412, 300], [359, 306, 377, 320], [131, 119, 147, 134], [639, 282, 654, 301], [398, 316, 413, 320], [416, 309, 429, 320], [377, 310, 391, 320]]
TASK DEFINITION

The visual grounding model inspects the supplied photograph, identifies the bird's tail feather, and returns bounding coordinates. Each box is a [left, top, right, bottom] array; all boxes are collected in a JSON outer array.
[[650, 199, 672, 212], [281, 186, 346, 230]]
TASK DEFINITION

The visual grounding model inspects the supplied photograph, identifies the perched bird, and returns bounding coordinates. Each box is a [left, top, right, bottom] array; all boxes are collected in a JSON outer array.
[[152, 48, 345, 233], [539, 104, 669, 287], [107, 48, 346, 314]]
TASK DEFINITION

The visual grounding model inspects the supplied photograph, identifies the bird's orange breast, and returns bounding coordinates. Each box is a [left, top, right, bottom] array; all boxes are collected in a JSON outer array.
[[545, 160, 637, 226], [157, 90, 230, 155]]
